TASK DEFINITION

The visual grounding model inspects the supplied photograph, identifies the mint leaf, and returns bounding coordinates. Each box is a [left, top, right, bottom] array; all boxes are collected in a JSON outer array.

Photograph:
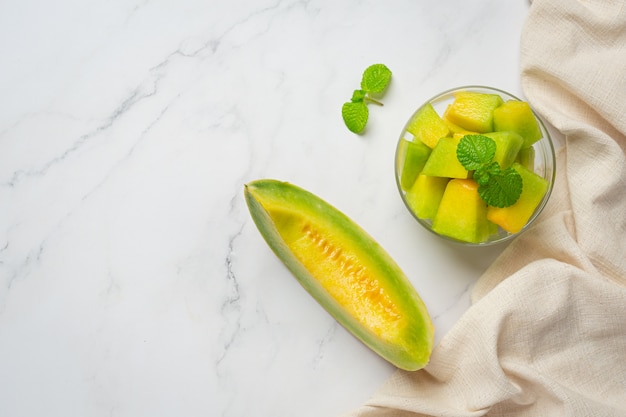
[[456, 134, 523, 207], [474, 161, 500, 186], [351, 89, 366, 103], [342, 64, 391, 134], [478, 167, 523, 208], [457, 135, 497, 171], [361, 64, 392, 94], [342, 101, 369, 134]]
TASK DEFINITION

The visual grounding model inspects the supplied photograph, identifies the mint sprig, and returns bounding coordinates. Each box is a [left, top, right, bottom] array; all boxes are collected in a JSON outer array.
[[457, 135, 523, 208], [342, 64, 392, 134]]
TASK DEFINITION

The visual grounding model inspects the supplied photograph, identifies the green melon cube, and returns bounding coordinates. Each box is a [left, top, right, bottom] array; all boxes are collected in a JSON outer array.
[[516, 146, 535, 171], [483, 131, 524, 169], [432, 179, 492, 243], [405, 103, 450, 149], [405, 174, 449, 220], [397, 139, 432, 191], [487, 220, 499, 236], [493, 100, 543, 147], [487, 162, 549, 233], [443, 92, 504, 133], [421, 136, 469, 179]]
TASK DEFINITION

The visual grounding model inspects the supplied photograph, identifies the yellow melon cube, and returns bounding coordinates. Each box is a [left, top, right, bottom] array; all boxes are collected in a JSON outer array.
[[487, 163, 549, 233]]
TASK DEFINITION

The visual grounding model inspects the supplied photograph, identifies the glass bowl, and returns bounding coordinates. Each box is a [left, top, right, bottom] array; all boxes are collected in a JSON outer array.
[[394, 85, 556, 246]]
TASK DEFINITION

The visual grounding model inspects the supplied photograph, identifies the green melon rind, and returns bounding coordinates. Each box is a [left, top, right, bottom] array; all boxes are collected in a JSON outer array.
[[244, 179, 434, 370]]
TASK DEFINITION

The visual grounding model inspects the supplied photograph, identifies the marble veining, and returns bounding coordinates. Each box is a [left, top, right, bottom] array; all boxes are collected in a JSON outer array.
[[1, 1, 535, 416]]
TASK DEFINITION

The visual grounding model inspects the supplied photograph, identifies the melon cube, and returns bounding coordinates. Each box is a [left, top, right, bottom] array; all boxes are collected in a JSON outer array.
[[432, 179, 493, 243], [421, 136, 469, 179], [405, 174, 449, 220], [444, 92, 504, 133], [443, 106, 478, 136], [406, 103, 450, 149], [483, 131, 524, 169], [397, 139, 432, 191], [516, 146, 535, 171], [493, 100, 542, 147], [487, 162, 549, 233]]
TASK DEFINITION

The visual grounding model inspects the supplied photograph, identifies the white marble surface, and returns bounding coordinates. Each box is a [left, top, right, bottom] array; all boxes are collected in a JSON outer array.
[[0, 1, 537, 416]]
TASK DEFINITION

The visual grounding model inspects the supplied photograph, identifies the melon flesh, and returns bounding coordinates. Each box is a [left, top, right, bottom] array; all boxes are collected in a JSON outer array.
[[397, 139, 431, 191], [432, 179, 492, 243], [493, 100, 543, 147], [444, 92, 504, 133], [406, 174, 449, 220], [516, 146, 536, 171], [406, 103, 450, 149], [421, 136, 469, 179], [487, 163, 549, 233], [245, 180, 434, 370], [484, 131, 524, 169]]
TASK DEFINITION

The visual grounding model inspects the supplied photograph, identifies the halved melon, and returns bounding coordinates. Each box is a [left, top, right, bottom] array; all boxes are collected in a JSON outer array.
[[244, 179, 434, 370]]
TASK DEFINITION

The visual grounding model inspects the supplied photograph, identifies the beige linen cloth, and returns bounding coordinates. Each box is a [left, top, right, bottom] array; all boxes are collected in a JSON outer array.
[[343, 0, 626, 416]]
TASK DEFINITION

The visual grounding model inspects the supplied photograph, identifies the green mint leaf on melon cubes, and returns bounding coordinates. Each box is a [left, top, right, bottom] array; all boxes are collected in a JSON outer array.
[[457, 135, 497, 170], [473, 161, 500, 186], [478, 166, 523, 208], [342, 101, 369, 133], [361, 64, 392, 95], [457, 134, 523, 208]]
